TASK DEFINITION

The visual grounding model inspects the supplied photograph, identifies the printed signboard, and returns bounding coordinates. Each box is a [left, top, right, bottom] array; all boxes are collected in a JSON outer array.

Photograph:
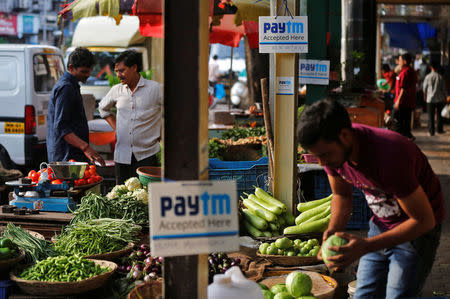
[[299, 59, 330, 85], [259, 16, 308, 53]]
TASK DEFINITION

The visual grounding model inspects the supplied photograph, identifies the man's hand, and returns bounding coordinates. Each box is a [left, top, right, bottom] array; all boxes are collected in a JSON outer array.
[[322, 232, 369, 272], [83, 145, 106, 166]]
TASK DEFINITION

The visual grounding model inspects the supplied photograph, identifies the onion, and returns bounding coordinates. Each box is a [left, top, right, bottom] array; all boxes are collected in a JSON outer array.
[[157, 257, 164, 263], [126, 265, 132, 272], [140, 244, 149, 250], [134, 264, 143, 271], [132, 270, 143, 280], [143, 275, 152, 283], [143, 250, 149, 256], [148, 272, 157, 279], [145, 257, 152, 265], [129, 252, 137, 260]]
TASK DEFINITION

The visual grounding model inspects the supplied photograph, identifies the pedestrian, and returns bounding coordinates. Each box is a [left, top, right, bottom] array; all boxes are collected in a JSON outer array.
[[393, 53, 417, 140], [423, 61, 447, 136], [47, 47, 105, 166], [393, 55, 402, 75], [297, 99, 444, 299], [98, 50, 162, 185], [381, 64, 395, 108]]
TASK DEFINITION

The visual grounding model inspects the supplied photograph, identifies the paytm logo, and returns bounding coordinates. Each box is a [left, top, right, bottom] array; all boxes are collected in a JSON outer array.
[[300, 63, 327, 72], [161, 192, 231, 217], [279, 80, 291, 85], [263, 21, 304, 34]]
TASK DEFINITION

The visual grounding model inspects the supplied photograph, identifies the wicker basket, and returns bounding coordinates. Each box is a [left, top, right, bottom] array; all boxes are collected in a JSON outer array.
[[127, 280, 162, 299], [0, 249, 25, 272], [256, 252, 321, 266], [84, 242, 134, 261], [9, 259, 117, 296]]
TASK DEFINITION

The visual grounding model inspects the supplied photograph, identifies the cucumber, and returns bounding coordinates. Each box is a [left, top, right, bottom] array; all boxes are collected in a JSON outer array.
[[303, 205, 331, 224], [255, 187, 288, 213], [248, 194, 283, 215], [243, 197, 278, 222], [269, 222, 280, 231], [243, 220, 263, 238], [262, 231, 272, 237], [283, 213, 296, 226], [278, 215, 286, 226], [242, 209, 268, 230], [284, 215, 331, 234], [271, 230, 280, 236], [295, 201, 331, 225], [297, 194, 333, 212]]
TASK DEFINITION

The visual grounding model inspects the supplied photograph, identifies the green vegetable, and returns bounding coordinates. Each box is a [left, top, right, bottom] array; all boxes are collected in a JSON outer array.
[[2, 223, 57, 263], [277, 216, 286, 227], [254, 187, 287, 213], [284, 215, 331, 235], [295, 201, 331, 225], [322, 234, 349, 264], [248, 194, 282, 215], [266, 245, 278, 255], [0, 247, 13, 259], [273, 292, 293, 299], [285, 271, 312, 297], [242, 209, 268, 230], [283, 213, 296, 226], [297, 194, 332, 212], [18, 256, 109, 282], [0, 238, 14, 249], [269, 222, 280, 231], [259, 283, 270, 290], [270, 283, 288, 294], [303, 205, 331, 224], [296, 295, 317, 299], [262, 231, 273, 237], [243, 220, 263, 238], [275, 237, 293, 249], [243, 197, 278, 223], [262, 289, 274, 299], [259, 243, 270, 254], [220, 126, 266, 141]]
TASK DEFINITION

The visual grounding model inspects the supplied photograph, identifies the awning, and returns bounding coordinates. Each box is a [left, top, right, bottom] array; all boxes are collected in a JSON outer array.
[[384, 22, 436, 51]]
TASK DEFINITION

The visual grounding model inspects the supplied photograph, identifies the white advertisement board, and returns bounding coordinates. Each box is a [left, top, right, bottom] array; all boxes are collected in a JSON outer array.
[[299, 59, 330, 85], [259, 16, 308, 53]]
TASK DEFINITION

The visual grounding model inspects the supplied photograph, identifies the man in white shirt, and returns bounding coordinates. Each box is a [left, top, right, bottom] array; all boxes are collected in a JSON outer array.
[[423, 61, 447, 136], [98, 50, 162, 184]]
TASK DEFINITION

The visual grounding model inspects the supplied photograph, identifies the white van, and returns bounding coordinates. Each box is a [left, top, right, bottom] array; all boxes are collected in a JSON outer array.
[[0, 44, 65, 170]]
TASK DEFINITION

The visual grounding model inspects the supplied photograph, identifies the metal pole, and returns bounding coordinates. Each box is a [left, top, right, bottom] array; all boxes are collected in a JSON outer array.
[[228, 46, 234, 110], [43, 0, 47, 45]]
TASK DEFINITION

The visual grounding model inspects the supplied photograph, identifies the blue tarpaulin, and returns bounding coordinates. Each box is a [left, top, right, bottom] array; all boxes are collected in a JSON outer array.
[[385, 23, 436, 51]]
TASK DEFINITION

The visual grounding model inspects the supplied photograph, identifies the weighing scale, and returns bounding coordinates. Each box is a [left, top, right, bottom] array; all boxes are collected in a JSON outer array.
[[7, 162, 88, 213]]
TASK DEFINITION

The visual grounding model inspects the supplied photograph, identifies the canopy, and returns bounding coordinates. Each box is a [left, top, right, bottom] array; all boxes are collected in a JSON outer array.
[[384, 22, 436, 51], [58, 0, 270, 48]]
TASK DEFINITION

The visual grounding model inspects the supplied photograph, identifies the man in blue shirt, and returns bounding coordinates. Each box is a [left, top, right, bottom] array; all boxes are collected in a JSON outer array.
[[47, 47, 105, 165]]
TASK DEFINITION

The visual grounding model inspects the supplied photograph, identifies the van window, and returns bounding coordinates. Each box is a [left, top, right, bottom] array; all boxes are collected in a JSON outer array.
[[33, 54, 64, 93], [0, 57, 17, 90]]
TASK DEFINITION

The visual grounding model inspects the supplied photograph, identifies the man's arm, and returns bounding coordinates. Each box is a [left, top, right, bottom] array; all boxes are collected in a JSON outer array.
[[104, 115, 116, 131], [63, 133, 105, 166], [325, 185, 436, 271], [395, 88, 404, 110]]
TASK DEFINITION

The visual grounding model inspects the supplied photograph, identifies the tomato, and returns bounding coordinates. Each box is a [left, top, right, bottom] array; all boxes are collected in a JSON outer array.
[[89, 165, 97, 172], [28, 170, 37, 178], [51, 179, 63, 185], [68, 159, 76, 162], [89, 168, 96, 177], [87, 178, 95, 185], [74, 179, 80, 186], [31, 172, 40, 182], [93, 175, 101, 182], [83, 170, 90, 179], [78, 179, 86, 185]]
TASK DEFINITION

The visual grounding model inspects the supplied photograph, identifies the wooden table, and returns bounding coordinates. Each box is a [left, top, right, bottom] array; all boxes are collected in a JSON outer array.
[[0, 211, 73, 240]]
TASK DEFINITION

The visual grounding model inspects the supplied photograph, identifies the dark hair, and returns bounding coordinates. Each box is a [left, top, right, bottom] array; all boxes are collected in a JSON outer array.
[[401, 53, 413, 65], [382, 64, 390, 72], [114, 50, 142, 72], [430, 61, 440, 70], [297, 99, 351, 149], [213, 55, 218, 60], [394, 55, 399, 60], [67, 47, 95, 69]]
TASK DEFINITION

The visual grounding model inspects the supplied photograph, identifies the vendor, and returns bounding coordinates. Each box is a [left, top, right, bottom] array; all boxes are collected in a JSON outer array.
[[297, 99, 444, 298], [98, 50, 162, 185], [47, 47, 105, 166]]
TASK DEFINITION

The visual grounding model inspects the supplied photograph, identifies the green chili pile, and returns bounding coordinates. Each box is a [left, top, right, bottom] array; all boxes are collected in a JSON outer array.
[[18, 256, 109, 282], [2, 223, 58, 264], [54, 218, 140, 256], [70, 192, 148, 226]]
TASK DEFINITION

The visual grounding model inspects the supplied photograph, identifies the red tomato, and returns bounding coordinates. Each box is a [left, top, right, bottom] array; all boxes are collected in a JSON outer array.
[[89, 168, 96, 177], [87, 178, 95, 185], [31, 172, 40, 182], [28, 170, 36, 178], [93, 175, 101, 182], [51, 179, 63, 185], [89, 165, 96, 172], [74, 179, 80, 186], [68, 159, 76, 162], [83, 170, 90, 179], [78, 178, 86, 185]]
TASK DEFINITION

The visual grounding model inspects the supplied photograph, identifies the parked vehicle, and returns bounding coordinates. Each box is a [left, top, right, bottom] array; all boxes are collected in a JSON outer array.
[[0, 44, 65, 170]]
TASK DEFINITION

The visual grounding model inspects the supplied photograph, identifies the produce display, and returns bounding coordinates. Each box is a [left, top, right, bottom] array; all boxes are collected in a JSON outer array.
[[321, 234, 349, 264], [283, 195, 332, 235], [117, 244, 163, 282], [18, 256, 109, 282], [258, 237, 320, 257], [2, 223, 57, 263], [241, 187, 295, 238], [54, 218, 140, 256], [259, 271, 316, 299], [208, 252, 241, 283], [25, 163, 101, 186], [70, 191, 149, 226], [0, 236, 19, 260]]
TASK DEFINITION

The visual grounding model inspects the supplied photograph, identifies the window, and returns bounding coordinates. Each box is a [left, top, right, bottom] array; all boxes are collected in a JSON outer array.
[[0, 57, 17, 91], [33, 54, 64, 93]]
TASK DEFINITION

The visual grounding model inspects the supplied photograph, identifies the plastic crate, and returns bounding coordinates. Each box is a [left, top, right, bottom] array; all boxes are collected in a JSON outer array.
[[301, 170, 372, 230], [209, 157, 268, 199], [0, 280, 13, 299]]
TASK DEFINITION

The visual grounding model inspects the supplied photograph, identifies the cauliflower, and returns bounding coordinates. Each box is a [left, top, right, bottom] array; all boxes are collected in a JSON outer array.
[[106, 184, 128, 200], [125, 177, 142, 192], [133, 189, 149, 203]]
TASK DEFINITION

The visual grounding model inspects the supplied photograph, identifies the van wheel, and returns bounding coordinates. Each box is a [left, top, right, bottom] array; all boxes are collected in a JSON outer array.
[[0, 145, 17, 170]]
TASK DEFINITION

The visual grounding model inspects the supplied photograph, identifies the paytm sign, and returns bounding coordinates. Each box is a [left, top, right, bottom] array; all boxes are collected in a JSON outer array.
[[150, 181, 239, 257], [259, 16, 308, 53], [299, 59, 330, 85]]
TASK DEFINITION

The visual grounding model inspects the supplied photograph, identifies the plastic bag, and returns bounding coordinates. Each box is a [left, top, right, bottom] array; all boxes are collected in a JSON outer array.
[[442, 104, 450, 119]]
